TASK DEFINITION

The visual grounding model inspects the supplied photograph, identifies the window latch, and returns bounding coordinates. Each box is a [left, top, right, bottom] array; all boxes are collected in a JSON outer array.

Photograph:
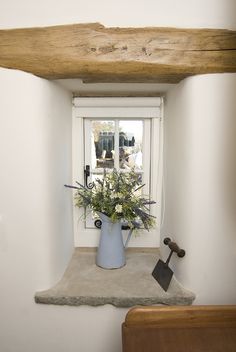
[[84, 165, 94, 189]]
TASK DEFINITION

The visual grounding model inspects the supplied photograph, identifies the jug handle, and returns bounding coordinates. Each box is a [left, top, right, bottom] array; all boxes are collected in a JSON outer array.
[[123, 220, 141, 248], [124, 228, 133, 248]]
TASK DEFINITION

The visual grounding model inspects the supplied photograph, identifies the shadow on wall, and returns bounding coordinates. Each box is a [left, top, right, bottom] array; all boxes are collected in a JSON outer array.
[[221, 101, 236, 228]]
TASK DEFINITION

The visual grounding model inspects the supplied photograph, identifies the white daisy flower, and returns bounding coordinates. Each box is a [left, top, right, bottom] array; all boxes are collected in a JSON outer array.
[[115, 204, 123, 213]]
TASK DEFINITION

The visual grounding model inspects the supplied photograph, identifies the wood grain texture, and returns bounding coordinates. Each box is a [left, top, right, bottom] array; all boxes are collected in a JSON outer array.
[[122, 306, 236, 352], [122, 326, 236, 352], [0, 23, 236, 83], [125, 305, 236, 328]]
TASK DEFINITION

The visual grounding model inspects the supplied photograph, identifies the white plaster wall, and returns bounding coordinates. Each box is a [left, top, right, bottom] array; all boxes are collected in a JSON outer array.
[[0, 67, 79, 351], [162, 73, 236, 304], [0, 68, 74, 286], [0, 0, 235, 29], [0, 68, 129, 352]]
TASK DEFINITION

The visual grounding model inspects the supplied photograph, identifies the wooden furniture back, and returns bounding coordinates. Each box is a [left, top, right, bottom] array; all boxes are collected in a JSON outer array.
[[122, 305, 236, 352]]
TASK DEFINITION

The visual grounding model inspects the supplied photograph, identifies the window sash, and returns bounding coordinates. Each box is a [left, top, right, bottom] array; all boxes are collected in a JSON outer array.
[[72, 97, 163, 247]]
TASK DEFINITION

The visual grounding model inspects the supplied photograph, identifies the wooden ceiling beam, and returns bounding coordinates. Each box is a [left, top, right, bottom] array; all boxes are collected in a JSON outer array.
[[0, 23, 236, 83]]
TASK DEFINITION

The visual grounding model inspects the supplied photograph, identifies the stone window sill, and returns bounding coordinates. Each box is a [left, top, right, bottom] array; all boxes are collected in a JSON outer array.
[[35, 248, 195, 308]]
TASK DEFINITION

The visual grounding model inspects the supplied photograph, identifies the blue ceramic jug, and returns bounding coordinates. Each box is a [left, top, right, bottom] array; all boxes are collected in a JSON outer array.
[[96, 213, 133, 269]]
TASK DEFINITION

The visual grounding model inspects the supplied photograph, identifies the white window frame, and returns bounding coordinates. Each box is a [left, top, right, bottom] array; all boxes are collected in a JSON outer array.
[[72, 97, 163, 248]]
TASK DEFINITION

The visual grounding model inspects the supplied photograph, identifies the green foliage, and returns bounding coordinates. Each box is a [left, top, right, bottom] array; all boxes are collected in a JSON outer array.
[[71, 169, 156, 230]]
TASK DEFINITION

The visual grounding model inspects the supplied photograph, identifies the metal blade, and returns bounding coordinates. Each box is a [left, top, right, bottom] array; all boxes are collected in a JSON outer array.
[[152, 259, 173, 292]]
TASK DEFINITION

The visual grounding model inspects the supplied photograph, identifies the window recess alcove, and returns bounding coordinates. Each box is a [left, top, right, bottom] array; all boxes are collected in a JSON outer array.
[[35, 94, 195, 307], [2, 22, 233, 308]]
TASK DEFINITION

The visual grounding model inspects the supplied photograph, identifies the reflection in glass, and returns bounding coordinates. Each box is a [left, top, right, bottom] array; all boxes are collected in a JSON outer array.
[[91, 121, 115, 170], [86, 119, 145, 229], [119, 121, 143, 170]]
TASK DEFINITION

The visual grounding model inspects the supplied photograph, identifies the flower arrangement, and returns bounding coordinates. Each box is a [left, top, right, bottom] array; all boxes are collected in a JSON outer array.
[[65, 169, 156, 230]]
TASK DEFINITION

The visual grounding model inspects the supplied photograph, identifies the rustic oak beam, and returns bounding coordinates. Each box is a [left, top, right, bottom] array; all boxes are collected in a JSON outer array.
[[0, 23, 236, 83]]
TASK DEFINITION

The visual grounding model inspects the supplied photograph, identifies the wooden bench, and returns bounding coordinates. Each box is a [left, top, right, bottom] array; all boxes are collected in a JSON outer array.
[[122, 305, 236, 352]]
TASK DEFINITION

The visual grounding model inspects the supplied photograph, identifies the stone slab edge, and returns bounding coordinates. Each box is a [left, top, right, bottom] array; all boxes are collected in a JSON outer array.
[[35, 293, 195, 307]]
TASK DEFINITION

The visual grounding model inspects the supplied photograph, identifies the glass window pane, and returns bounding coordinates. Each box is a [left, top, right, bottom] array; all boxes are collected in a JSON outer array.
[[85, 119, 147, 229], [119, 120, 143, 170], [91, 120, 115, 170]]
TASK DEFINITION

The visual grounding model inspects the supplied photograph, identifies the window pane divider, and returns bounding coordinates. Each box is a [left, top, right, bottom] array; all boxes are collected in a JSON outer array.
[[114, 119, 119, 170]]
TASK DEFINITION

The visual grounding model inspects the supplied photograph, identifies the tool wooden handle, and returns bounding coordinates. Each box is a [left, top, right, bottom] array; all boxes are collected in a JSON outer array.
[[164, 237, 186, 258]]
